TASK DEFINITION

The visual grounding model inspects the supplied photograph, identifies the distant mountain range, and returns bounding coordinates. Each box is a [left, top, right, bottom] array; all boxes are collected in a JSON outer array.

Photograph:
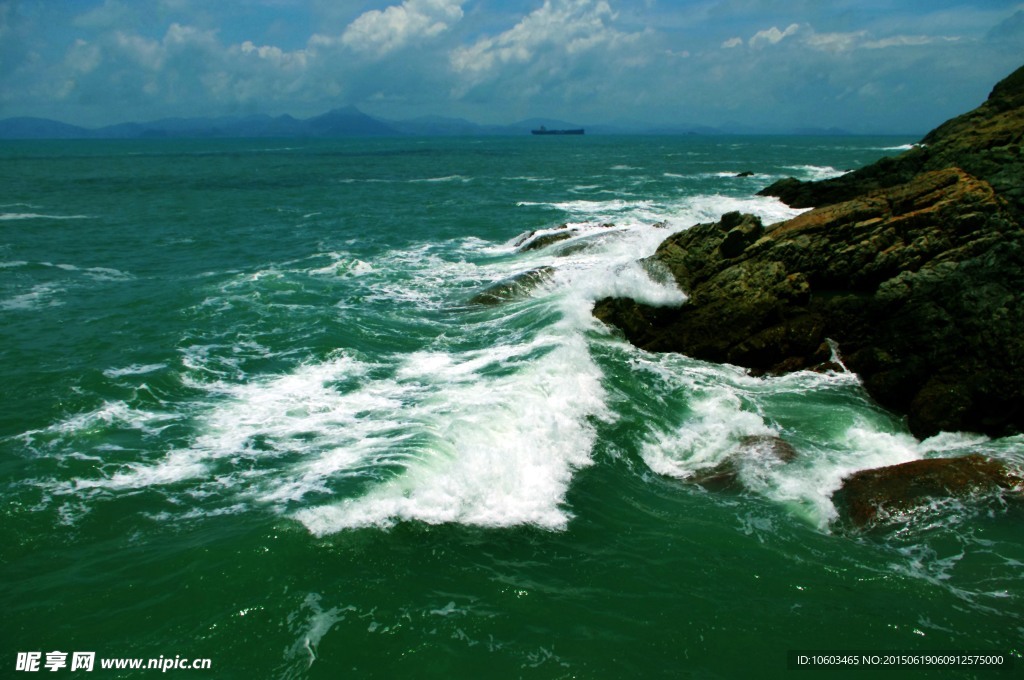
[[0, 106, 856, 139]]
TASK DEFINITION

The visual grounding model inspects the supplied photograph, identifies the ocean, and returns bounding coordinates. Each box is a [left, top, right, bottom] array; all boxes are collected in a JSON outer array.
[[2, 135, 1021, 678]]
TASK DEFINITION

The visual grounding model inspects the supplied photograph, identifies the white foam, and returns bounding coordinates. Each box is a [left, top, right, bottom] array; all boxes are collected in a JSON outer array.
[[81, 266, 133, 281], [627, 348, 967, 528], [641, 391, 777, 478], [285, 594, 355, 671], [103, 363, 169, 378], [307, 257, 374, 277], [37, 262, 132, 280], [552, 198, 654, 214], [56, 401, 180, 437], [294, 333, 610, 534], [0, 282, 66, 310], [514, 193, 805, 230], [668, 193, 808, 227], [0, 213, 92, 221], [768, 426, 922, 526], [409, 175, 471, 183], [71, 355, 385, 492], [503, 176, 552, 183], [785, 165, 848, 181]]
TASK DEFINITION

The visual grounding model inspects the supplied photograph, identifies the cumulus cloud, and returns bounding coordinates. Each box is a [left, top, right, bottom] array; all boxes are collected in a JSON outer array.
[[340, 0, 465, 57], [449, 0, 636, 84], [748, 22, 800, 48]]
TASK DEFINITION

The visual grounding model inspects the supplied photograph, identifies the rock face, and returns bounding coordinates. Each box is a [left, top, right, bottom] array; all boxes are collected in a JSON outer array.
[[832, 454, 1022, 527], [595, 65, 1024, 440]]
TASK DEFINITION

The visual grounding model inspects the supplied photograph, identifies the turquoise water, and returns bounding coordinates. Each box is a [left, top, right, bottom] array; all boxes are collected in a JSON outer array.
[[2, 136, 1021, 678]]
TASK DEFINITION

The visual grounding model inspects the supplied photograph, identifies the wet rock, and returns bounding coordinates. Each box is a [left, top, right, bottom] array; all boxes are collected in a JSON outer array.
[[691, 434, 798, 492], [596, 63, 1024, 439], [517, 229, 578, 252], [736, 171, 755, 178], [832, 454, 1023, 527], [468, 266, 555, 305], [514, 223, 570, 248], [515, 223, 615, 252], [738, 434, 798, 463]]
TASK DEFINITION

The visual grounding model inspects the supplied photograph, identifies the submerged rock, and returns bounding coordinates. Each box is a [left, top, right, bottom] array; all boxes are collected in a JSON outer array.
[[691, 434, 798, 492], [596, 64, 1024, 439], [832, 454, 1022, 527], [468, 266, 555, 305]]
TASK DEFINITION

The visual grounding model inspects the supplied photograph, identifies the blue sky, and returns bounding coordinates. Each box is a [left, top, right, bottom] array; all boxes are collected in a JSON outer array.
[[1, 0, 1022, 132]]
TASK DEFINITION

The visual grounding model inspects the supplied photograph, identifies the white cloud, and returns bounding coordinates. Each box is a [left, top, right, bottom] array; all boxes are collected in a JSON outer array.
[[803, 30, 865, 53], [450, 0, 622, 80], [114, 31, 164, 70], [862, 34, 959, 49], [340, 0, 466, 57], [66, 40, 103, 74], [748, 23, 800, 48], [742, 23, 960, 54], [239, 40, 310, 69]]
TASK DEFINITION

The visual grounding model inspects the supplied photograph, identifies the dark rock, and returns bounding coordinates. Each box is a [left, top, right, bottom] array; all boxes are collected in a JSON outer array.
[[521, 231, 575, 251], [736, 171, 755, 178], [513, 223, 570, 247], [517, 229, 577, 252], [468, 266, 555, 305], [596, 64, 1024, 439], [832, 454, 1022, 527], [516, 222, 617, 253]]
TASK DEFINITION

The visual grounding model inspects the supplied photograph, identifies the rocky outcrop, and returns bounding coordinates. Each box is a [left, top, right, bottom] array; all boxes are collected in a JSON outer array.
[[760, 64, 1024, 218], [832, 455, 1022, 527], [595, 65, 1024, 440]]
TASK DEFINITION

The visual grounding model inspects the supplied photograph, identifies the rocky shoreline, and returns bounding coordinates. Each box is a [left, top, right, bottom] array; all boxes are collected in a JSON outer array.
[[593, 65, 1024, 527]]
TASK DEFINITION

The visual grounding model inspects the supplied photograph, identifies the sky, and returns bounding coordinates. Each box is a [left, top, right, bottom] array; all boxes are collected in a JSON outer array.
[[1, 0, 1023, 133]]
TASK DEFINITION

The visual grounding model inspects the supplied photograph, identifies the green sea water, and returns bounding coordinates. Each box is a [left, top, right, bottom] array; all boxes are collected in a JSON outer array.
[[2, 136, 1021, 678]]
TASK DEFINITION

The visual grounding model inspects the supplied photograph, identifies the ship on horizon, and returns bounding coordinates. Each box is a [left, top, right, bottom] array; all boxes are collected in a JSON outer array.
[[531, 125, 584, 135]]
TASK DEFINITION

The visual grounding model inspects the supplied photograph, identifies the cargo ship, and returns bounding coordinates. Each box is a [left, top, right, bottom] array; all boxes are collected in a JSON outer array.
[[531, 126, 584, 135]]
